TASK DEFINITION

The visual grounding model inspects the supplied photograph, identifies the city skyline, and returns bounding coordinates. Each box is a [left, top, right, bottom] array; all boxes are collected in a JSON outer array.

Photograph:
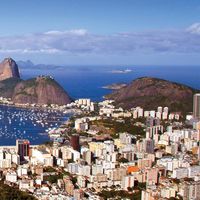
[[0, 1, 199, 199], [0, 0, 200, 65]]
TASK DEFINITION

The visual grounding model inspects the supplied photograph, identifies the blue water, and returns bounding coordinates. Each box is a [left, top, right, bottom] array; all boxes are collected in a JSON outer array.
[[22, 65, 200, 101], [0, 105, 69, 145], [0, 65, 199, 145]]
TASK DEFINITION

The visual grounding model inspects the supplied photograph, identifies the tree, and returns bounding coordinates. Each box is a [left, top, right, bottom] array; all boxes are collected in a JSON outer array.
[[118, 157, 129, 163]]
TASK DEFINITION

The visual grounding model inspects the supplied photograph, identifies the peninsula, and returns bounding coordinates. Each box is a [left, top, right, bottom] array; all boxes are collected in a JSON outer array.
[[0, 58, 72, 105]]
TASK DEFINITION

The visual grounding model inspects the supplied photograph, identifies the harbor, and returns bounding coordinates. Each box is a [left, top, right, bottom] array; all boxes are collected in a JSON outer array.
[[0, 104, 73, 145]]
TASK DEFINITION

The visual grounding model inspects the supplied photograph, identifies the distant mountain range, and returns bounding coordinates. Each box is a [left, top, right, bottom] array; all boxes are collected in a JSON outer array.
[[17, 60, 63, 70], [0, 58, 72, 105]]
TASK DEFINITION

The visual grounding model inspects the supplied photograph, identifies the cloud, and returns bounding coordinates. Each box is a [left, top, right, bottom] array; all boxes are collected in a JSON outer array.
[[0, 25, 200, 56], [44, 29, 88, 36], [186, 23, 200, 34]]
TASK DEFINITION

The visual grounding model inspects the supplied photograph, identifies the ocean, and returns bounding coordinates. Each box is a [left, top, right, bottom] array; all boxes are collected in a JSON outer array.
[[22, 65, 200, 101], [0, 65, 199, 145]]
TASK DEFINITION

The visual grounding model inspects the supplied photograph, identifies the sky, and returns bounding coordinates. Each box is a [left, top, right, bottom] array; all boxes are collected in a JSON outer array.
[[0, 0, 200, 65]]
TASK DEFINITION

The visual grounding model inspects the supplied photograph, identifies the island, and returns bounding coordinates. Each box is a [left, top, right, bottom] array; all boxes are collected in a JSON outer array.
[[110, 69, 132, 74], [102, 83, 127, 90]]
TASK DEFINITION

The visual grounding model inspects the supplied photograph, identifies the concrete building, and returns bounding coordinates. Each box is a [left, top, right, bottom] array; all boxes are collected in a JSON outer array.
[[16, 139, 30, 162], [146, 168, 159, 185], [150, 110, 156, 118], [19, 180, 30, 191], [73, 189, 84, 200], [144, 139, 155, 154], [63, 176, 74, 195], [119, 132, 133, 144], [82, 150, 92, 165], [122, 175, 135, 190], [144, 111, 150, 118], [138, 107, 144, 118], [172, 168, 188, 179], [105, 167, 126, 181], [92, 164, 104, 175], [70, 134, 80, 152], [6, 171, 17, 183], [193, 94, 200, 119], [17, 165, 28, 177], [163, 107, 169, 114], [180, 181, 200, 200], [138, 158, 152, 170], [162, 112, 168, 120], [157, 106, 163, 113], [160, 187, 176, 199], [31, 149, 53, 166], [188, 165, 200, 178]]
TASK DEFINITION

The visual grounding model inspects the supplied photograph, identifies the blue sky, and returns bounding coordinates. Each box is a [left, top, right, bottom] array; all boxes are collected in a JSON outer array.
[[0, 0, 200, 65]]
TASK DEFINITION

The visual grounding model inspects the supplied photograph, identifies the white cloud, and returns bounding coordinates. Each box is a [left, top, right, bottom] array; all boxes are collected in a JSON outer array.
[[186, 23, 200, 34], [44, 29, 88, 36], [0, 25, 200, 56]]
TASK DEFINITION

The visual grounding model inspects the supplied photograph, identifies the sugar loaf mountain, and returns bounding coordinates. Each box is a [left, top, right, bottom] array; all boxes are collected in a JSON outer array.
[[0, 57, 72, 105], [106, 77, 200, 113]]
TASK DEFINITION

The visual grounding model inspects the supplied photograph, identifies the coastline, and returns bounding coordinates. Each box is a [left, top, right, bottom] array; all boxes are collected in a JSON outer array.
[[0, 145, 39, 148], [0, 101, 81, 114], [0, 100, 81, 146]]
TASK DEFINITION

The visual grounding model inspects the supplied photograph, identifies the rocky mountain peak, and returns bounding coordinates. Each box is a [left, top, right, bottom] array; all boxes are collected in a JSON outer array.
[[12, 76, 72, 105], [0, 58, 72, 105], [0, 57, 20, 81], [3, 57, 15, 63]]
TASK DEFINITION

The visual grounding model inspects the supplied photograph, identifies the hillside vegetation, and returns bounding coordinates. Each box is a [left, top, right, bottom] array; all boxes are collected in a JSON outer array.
[[106, 77, 199, 113]]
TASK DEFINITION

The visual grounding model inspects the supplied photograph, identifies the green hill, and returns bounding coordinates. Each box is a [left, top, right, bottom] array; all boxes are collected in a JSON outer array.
[[106, 77, 200, 113]]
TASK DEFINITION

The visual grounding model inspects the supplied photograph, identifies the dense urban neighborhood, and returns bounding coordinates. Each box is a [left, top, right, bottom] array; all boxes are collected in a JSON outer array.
[[0, 94, 199, 200]]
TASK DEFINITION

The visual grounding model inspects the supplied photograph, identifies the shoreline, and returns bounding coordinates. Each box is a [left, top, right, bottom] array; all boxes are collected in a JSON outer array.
[[0, 101, 81, 114], [0, 145, 39, 148], [0, 102, 80, 146]]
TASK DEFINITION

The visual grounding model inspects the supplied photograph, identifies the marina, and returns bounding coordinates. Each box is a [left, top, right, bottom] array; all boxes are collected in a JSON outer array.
[[0, 105, 70, 145]]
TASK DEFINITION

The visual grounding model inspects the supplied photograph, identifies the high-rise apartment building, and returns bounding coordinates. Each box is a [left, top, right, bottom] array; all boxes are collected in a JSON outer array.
[[16, 139, 30, 161], [193, 94, 200, 119], [70, 134, 80, 152]]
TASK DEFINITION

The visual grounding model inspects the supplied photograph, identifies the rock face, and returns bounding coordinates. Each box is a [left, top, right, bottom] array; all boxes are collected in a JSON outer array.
[[0, 78, 22, 98], [0, 58, 72, 105], [106, 77, 200, 112], [0, 58, 20, 81], [12, 76, 72, 105]]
